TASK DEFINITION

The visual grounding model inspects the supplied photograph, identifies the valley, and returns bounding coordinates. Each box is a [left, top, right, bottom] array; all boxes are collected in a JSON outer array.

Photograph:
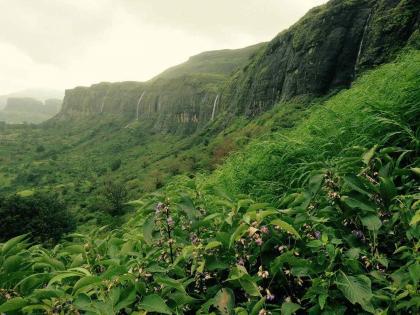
[[0, 0, 419, 314]]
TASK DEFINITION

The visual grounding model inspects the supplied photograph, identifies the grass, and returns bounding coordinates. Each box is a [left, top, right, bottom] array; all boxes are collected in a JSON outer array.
[[215, 50, 420, 202]]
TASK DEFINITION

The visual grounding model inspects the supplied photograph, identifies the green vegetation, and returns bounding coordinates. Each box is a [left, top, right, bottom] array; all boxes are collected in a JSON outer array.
[[0, 0, 418, 311], [0, 192, 75, 244], [0, 50, 418, 314]]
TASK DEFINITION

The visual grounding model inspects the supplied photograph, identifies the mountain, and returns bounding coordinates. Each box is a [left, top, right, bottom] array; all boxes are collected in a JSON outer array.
[[222, 0, 420, 115], [0, 97, 61, 124], [0, 88, 63, 110], [55, 0, 419, 130], [0, 1, 419, 313], [56, 44, 265, 134]]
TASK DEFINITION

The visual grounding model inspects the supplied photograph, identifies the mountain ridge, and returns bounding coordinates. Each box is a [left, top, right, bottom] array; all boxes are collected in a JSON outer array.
[[54, 0, 419, 132]]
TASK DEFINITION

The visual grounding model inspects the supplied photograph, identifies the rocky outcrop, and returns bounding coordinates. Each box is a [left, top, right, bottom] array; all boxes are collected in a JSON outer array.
[[222, 0, 419, 116], [55, 0, 419, 132], [57, 44, 263, 133], [58, 75, 222, 133]]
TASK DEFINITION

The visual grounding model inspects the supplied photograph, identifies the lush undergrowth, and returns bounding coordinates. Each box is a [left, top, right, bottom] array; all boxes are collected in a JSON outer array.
[[0, 91, 308, 229], [217, 51, 420, 203], [0, 52, 419, 314]]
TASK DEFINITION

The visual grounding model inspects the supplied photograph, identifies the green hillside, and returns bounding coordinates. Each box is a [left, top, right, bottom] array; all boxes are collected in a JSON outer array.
[[0, 50, 418, 315], [0, 0, 419, 313]]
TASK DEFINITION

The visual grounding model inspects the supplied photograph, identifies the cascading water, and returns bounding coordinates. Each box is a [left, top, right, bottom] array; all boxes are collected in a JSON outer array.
[[354, 12, 372, 77], [211, 94, 219, 121], [100, 89, 110, 114], [136, 91, 146, 120]]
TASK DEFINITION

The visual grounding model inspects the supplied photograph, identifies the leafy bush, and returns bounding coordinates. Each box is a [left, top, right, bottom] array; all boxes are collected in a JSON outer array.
[[102, 180, 128, 215], [0, 193, 75, 244]]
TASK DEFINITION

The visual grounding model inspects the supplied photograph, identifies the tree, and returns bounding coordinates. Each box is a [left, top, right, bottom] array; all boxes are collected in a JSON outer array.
[[0, 192, 75, 244], [102, 180, 127, 215]]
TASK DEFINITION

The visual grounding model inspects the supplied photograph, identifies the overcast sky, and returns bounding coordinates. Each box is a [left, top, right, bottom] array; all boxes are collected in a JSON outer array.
[[0, 0, 327, 95]]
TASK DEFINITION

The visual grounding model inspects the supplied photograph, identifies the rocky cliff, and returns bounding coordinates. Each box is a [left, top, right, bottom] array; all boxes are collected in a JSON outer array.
[[57, 44, 263, 133], [222, 0, 419, 116], [56, 0, 419, 131]]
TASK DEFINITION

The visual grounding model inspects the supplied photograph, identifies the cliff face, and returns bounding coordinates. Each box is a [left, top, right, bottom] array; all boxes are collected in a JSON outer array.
[[56, 0, 419, 132], [58, 45, 263, 133], [222, 0, 419, 116]]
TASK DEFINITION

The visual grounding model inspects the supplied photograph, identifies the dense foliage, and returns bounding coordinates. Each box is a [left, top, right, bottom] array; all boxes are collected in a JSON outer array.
[[0, 193, 75, 244], [0, 52, 418, 314]]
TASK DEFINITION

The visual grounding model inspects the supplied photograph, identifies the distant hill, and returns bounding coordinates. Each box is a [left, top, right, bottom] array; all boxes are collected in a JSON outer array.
[[0, 97, 62, 124], [0, 89, 63, 110], [153, 43, 266, 80]]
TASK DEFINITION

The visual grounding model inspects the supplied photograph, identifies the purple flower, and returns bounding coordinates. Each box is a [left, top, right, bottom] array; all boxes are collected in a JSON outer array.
[[265, 289, 275, 301], [314, 231, 321, 239], [155, 202, 164, 213], [352, 230, 364, 239], [260, 226, 269, 234], [167, 216, 174, 226]]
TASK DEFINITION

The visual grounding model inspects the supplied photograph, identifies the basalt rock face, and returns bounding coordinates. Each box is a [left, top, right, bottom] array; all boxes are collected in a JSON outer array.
[[57, 45, 263, 134], [58, 75, 222, 134], [57, 0, 419, 132], [222, 0, 420, 116]]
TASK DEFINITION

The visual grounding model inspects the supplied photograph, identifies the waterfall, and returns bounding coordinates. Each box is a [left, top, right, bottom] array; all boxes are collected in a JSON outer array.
[[136, 91, 146, 120], [354, 12, 372, 77], [211, 94, 219, 121], [100, 89, 110, 114]]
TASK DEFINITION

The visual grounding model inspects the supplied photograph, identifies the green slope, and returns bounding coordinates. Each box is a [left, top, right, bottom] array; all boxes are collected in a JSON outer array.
[[0, 50, 418, 314]]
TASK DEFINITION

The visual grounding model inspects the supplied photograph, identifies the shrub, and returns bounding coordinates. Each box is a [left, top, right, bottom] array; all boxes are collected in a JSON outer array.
[[102, 179, 128, 215], [0, 192, 75, 244]]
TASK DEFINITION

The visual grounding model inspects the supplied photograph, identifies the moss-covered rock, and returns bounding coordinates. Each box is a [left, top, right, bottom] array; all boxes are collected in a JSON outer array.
[[222, 0, 419, 116], [58, 45, 263, 134]]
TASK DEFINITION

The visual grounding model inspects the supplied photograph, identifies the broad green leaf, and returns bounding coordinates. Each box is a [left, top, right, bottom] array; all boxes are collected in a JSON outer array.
[[270, 219, 301, 239], [335, 271, 374, 313], [64, 245, 85, 254], [1, 234, 28, 256], [410, 210, 420, 226], [281, 302, 301, 315], [379, 177, 397, 205], [205, 241, 222, 250], [214, 288, 235, 315], [138, 294, 172, 314], [32, 288, 65, 300], [410, 167, 420, 176], [239, 277, 261, 297], [0, 297, 28, 312], [143, 214, 155, 245], [115, 285, 136, 311], [48, 271, 84, 286], [229, 224, 248, 248], [170, 292, 199, 306], [308, 173, 324, 195], [155, 275, 185, 293], [250, 297, 266, 315], [306, 240, 323, 248], [73, 275, 102, 294], [361, 215, 382, 231], [3, 254, 24, 272], [179, 195, 200, 221], [343, 175, 371, 196], [341, 196, 376, 213], [362, 145, 378, 165]]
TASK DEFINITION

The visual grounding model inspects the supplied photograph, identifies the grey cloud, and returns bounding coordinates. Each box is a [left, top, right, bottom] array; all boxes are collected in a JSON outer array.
[[0, 0, 115, 64]]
